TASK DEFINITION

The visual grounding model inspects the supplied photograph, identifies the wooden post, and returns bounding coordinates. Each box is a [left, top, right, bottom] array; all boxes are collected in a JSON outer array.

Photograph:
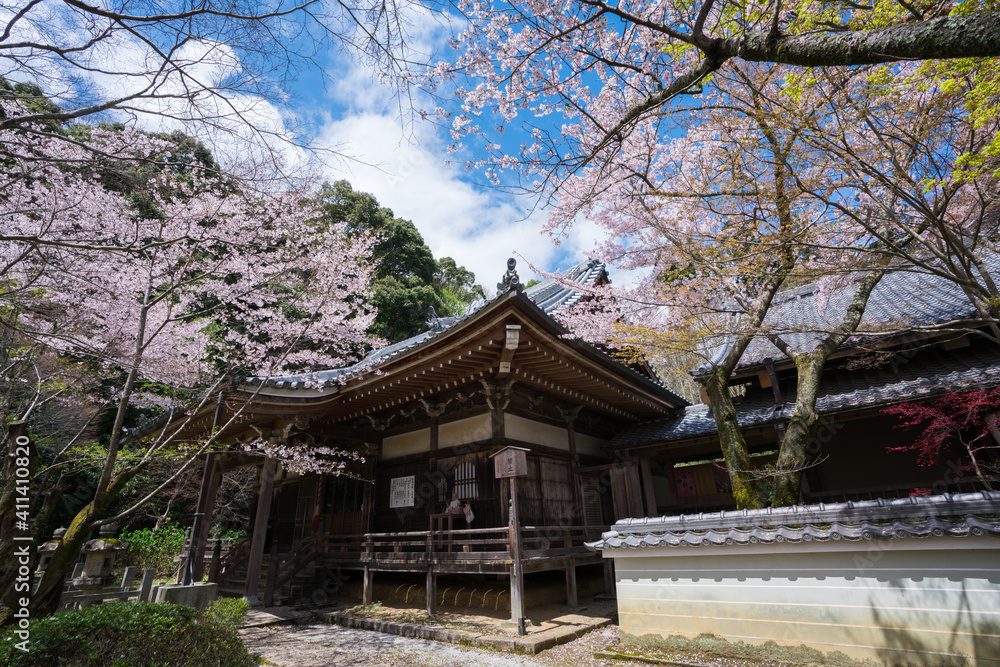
[[509, 476, 525, 635], [639, 456, 658, 517], [191, 453, 222, 582], [138, 568, 155, 602], [426, 567, 436, 615], [244, 457, 277, 605], [565, 564, 578, 608], [263, 550, 279, 607], [207, 540, 222, 583], [362, 565, 373, 605], [603, 559, 616, 598]]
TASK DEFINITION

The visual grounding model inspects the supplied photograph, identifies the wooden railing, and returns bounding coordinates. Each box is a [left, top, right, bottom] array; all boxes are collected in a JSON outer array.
[[253, 524, 607, 604], [300, 524, 606, 565], [213, 535, 252, 587]]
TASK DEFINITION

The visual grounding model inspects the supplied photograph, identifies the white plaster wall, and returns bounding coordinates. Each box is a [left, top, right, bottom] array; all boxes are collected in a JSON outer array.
[[505, 414, 568, 450], [382, 428, 430, 460], [575, 432, 606, 457], [439, 414, 492, 448], [610, 538, 1000, 665]]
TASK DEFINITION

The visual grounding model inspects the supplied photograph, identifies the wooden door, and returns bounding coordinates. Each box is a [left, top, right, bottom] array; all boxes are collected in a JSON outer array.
[[610, 462, 644, 520], [294, 477, 318, 542]]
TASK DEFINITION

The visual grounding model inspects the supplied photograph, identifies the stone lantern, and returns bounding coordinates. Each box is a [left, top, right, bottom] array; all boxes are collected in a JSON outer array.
[[70, 523, 128, 593], [36, 527, 66, 576], [35, 527, 66, 590]]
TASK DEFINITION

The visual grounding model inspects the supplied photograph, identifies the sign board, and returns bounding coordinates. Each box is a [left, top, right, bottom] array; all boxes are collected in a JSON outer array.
[[493, 446, 528, 478], [389, 475, 415, 508]]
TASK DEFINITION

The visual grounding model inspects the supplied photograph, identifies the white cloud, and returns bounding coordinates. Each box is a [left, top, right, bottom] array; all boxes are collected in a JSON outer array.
[[315, 111, 562, 288], [311, 2, 612, 289]]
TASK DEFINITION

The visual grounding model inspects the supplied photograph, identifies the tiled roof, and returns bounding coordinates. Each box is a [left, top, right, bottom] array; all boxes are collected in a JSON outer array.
[[606, 341, 1000, 450], [701, 251, 1000, 374], [245, 259, 610, 391], [523, 259, 608, 313], [586, 490, 1000, 550]]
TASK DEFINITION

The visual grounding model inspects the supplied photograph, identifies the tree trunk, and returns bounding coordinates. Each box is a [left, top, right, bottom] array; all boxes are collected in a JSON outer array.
[[770, 354, 825, 507], [0, 423, 36, 626], [705, 371, 766, 509], [715, 13, 1000, 66], [19, 465, 145, 623], [770, 270, 885, 506]]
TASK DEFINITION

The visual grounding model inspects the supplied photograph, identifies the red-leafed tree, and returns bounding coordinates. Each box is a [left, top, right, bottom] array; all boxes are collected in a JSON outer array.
[[885, 387, 1000, 491]]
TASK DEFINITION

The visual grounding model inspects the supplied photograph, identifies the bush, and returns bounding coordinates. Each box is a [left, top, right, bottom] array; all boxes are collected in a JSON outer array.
[[0, 601, 258, 666], [204, 597, 250, 630], [120, 524, 186, 576]]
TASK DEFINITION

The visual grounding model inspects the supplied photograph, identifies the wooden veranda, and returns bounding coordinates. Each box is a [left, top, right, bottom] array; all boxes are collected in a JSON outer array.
[[184, 523, 608, 612]]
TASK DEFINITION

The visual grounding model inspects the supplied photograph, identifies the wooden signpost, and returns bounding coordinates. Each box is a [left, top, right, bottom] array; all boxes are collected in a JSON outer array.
[[491, 445, 529, 635]]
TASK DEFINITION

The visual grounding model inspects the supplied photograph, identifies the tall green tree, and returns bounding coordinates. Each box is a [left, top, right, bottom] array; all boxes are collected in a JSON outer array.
[[315, 181, 485, 342], [435, 257, 487, 317]]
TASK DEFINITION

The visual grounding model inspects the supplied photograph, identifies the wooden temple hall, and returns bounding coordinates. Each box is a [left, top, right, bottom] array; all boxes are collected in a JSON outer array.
[[170, 259, 688, 616]]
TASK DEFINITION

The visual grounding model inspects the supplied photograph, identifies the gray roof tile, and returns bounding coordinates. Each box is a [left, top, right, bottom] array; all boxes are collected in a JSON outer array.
[[586, 490, 1000, 550], [699, 251, 1000, 375], [246, 259, 610, 390], [606, 342, 1000, 450]]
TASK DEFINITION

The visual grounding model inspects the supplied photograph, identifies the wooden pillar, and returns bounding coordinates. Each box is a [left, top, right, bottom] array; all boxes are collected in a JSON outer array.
[[191, 452, 222, 582], [362, 565, 374, 605], [509, 476, 525, 635], [361, 442, 379, 533], [565, 413, 583, 523], [244, 457, 277, 604], [603, 559, 616, 598], [426, 567, 437, 615], [565, 564, 578, 608], [639, 456, 658, 517], [263, 550, 279, 607], [207, 541, 222, 584]]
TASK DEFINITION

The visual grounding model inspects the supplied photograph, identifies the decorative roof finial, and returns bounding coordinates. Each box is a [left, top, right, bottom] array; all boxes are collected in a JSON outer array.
[[497, 257, 523, 293], [426, 305, 444, 333]]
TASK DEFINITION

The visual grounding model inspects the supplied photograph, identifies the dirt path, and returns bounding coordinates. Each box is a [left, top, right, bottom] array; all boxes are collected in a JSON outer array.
[[241, 623, 787, 667]]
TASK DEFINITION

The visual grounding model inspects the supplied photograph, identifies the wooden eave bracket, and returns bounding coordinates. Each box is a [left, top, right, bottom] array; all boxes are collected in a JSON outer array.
[[496, 324, 521, 379]]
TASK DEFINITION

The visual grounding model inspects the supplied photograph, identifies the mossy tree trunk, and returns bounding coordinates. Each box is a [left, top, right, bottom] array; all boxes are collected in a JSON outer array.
[[770, 269, 884, 507], [701, 106, 798, 510], [0, 423, 37, 625], [27, 465, 146, 620]]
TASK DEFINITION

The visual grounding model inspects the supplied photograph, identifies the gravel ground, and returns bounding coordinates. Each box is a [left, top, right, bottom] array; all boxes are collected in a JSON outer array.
[[241, 623, 791, 667]]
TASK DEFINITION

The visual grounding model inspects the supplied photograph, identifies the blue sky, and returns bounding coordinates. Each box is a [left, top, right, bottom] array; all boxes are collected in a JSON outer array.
[[264, 9, 605, 292], [3, 1, 604, 291]]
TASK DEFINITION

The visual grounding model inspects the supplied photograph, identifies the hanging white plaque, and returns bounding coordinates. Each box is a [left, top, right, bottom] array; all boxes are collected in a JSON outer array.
[[389, 475, 415, 508]]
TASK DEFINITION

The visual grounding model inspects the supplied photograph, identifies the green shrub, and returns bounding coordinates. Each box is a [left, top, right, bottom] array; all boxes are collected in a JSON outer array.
[[120, 524, 186, 576], [0, 601, 258, 666], [204, 597, 250, 630]]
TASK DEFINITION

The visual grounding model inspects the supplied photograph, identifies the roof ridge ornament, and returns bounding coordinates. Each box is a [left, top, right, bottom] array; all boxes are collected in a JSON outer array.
[[426, 305, 444, 333], [497, 257, 523, 293]]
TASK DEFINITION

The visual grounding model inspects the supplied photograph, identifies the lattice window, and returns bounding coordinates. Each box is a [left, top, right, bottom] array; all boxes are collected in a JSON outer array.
[[580, 473, 603, 526], [454, 461, 479, 500]]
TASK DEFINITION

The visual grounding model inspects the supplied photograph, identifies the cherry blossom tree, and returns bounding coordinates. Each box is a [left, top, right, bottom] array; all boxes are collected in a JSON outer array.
[[428, 0, 1000, 509], [433, 0, 1000, 175], [534, 63, 894, 508], [0, 0, 433, 173], [0, 106, 377, 621], [792, 65, 1000, 342]]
